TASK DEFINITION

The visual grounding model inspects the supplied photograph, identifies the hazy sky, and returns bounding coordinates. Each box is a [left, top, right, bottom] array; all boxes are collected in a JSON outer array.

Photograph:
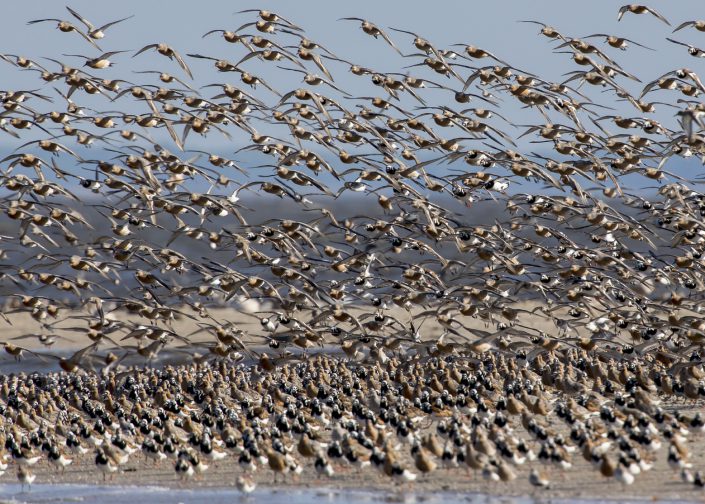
[[3, 1, 702, 125], [2, 1, 704, 188], [3, 1, 702, 81]]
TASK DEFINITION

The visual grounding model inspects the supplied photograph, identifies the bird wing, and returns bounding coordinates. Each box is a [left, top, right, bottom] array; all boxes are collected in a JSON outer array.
[[666, 37, 692, 49], [646, 6, 671, 26], [133, 43, 158, 57], [673, 20, 695, 32], [310, 52, 334, 81], [377, 27, 404, 56], [171, 48, 193, 79], [96, 14, 134, 32], [66, 6, 94, 30]]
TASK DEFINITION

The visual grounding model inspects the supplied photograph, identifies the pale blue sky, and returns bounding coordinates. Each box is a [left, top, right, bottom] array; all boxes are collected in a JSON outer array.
[[3, 1, 699, 83], [2, 1, 704, 188]]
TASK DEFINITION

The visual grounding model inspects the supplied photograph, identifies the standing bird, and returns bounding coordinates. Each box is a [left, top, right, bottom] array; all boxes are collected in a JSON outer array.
[[266, 448, 289, 482], [529, 468, 550, 489], [95, 449, 118, 480], [17, 467, 35, 492], [315, 455, 335, 477], [236, 474, 256, 493], [175, 458, 194, 480], [48, 446, 73, 472], [414, 446, 438, 475]]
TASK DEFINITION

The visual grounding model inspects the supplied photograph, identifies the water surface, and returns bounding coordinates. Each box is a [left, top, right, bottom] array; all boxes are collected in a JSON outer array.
[[0, 484, 699, 504]]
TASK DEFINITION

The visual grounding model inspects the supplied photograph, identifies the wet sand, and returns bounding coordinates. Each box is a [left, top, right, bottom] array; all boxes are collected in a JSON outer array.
[[5, 484, 698, 504]]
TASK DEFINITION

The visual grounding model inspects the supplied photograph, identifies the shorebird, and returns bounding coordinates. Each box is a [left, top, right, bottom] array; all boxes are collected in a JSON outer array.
[[339, 18, 403, 55], [529, 468, 550, 489], [17, 467, 36, 492], [666, 38, 705, 58], [617, 5, 671, 26], [133, 43, 193, 79], [95, 449, 118, 480], [673, 19, 705, 33], [63, 50, 128, 69], [27, 16, 101, 48], [236, 474, 256, 493], [65, 6, 133, 40]]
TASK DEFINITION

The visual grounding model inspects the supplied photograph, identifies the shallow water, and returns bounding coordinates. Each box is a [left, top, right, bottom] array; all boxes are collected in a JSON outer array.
[[0, 484, 699, 504]]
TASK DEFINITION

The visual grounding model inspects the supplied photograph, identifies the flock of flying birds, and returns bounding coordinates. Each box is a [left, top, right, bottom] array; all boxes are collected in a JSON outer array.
[[2, 2, 705, 495]]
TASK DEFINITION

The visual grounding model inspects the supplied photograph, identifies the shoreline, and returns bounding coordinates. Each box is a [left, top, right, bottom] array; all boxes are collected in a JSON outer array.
[[0, 481, 703, 504]]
